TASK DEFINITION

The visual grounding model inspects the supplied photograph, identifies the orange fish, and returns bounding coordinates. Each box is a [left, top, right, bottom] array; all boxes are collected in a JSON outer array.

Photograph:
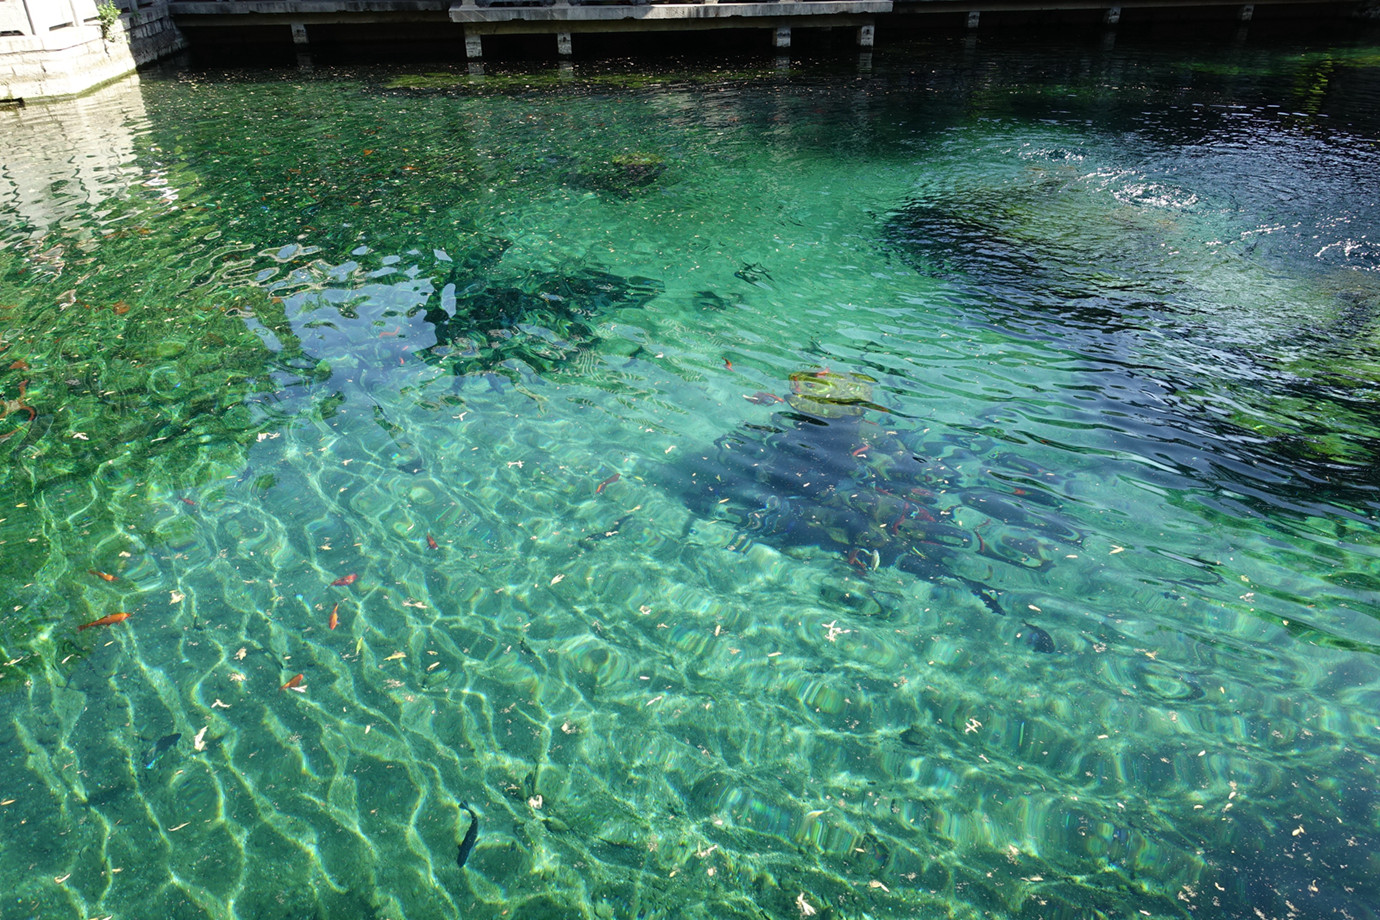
[[89, 569, 118, 582], [280, 673, 304, 691], [426, 534, 438, 550], [77, 612, 130, 632], [328, 604, 339, 630], [595, 472, 620, 494], [331, 573, 357, 587]]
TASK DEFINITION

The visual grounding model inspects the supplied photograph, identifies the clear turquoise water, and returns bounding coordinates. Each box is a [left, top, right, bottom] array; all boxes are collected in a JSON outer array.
[[2, 34, 1379, 920]]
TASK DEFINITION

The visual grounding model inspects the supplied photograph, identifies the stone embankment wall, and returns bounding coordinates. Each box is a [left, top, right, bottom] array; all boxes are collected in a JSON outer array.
[[1, 0, 185, 102]]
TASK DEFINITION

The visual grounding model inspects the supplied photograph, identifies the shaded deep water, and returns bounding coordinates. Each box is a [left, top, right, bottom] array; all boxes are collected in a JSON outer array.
[[2, 32, 1380, 920]]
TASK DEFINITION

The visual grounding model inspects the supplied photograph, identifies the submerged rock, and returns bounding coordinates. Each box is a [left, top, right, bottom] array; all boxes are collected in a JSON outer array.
[[567, 151, 667, 198], [418, 267, 662, 382], [653, 366, 1081, 606]]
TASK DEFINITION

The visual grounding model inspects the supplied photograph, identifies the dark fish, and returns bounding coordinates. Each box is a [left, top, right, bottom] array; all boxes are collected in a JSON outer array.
[[693, 290, 730, 312], [898, 726, 926, 748], [1021, 622, 1055, 654], [578, 514, 631, 548], [953, 575, 1005, 616], [456, 803, 480, 869], [734, 262, 773, 285], [145, 733, 181, 769], [78, 783, 129, 808]]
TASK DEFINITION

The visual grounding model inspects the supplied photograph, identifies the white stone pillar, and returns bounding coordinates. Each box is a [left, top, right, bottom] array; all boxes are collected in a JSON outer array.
[[290, 22, 308, 45], [774, 26, 790, 49], [465, 33, 483, 59], [966, 11, 980, 29], [857, 23, 874, 48], [1103, 7, 1121, 24], [1238, 4, 1254, 20], [557, 32, 572, 55]]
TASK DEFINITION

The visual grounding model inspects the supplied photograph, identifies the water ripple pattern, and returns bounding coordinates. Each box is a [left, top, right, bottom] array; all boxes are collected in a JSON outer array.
[[2, 34, 1380, 920]]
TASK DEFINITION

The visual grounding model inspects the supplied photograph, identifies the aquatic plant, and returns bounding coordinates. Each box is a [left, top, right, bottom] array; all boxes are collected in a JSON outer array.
[[96, 0, 120, 41]]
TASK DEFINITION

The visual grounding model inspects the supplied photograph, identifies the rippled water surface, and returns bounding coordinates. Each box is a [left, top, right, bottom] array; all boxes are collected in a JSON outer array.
[[2, 32, 1380, 920]]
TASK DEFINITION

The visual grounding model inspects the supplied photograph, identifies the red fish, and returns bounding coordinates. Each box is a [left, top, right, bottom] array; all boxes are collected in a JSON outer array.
[[724, 358, 734, 370], [595, 472, 620, 494], [743, 391, 784, 406], [89, 569, 118, 582], [331, 573, 357, 587], [280, 673, 304, 691], [328, 604, 339, 630], [180, 496, 196, 507], [77, 612, 130, 632], [426, 534, 438, 550]]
